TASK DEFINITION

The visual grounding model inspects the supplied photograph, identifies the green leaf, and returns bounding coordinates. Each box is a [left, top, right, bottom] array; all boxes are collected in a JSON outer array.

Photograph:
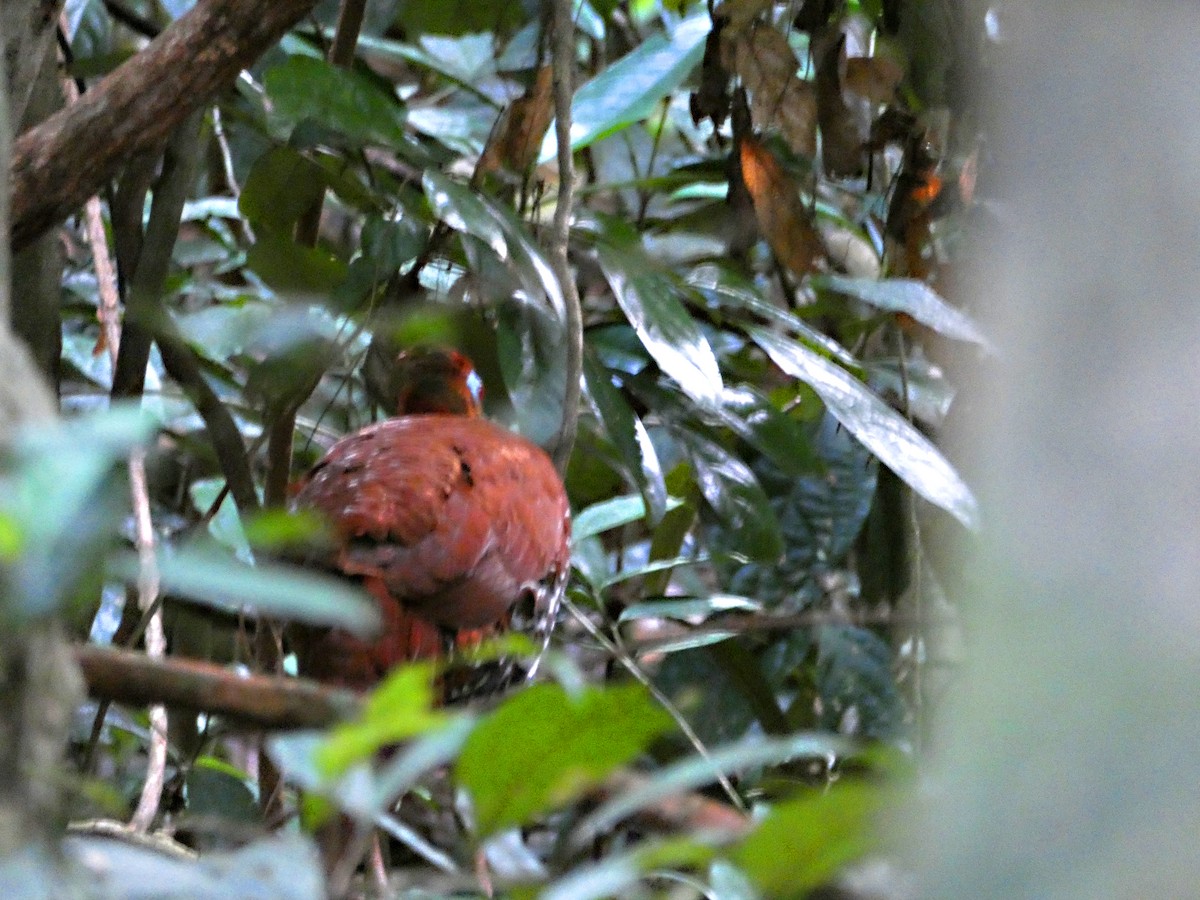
[[749, 326, 979, 529], [238, 146, 327, 231], [686, 434, 785, 562], [730, 783, 885, 895], [539, 13, 710, 160], [815, 275, 994, 350], [584, 351, 668, 522], [572, 494, 650, 542], [109, 546, 380, 634], [688, 264, 859, 368], [264, 55, 405, 147], [244, 229, 348, 295], [1, 405, 155, 617], [316, 664, 448, 776], [422, 170, 506, 258], [457, 683, 673, 835], [572, 731, 852, 847], [597, 244, 723, 406], [189, 478, 252, 563], [618, 594, 761, 622]]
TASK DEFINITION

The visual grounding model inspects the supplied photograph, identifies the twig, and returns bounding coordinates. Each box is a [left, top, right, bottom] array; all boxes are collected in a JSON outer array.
[[56, 22, 122, 366], [211, 105, 254, 245], [548, 0, 583, 474], [74, 644, 359, 729], [127, 447, 167, 833]]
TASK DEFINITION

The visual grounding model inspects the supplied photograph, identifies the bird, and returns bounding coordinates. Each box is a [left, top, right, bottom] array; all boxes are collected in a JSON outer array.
[[289, 347, 571, 697]]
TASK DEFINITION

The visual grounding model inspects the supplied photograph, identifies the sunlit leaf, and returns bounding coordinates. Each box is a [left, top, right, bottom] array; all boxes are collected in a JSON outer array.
[[317, 664, 449, 776], [596, 244, 723, 406], [750, 326, 979, 529], [540, 13, 710, 160], [816, 274, 993, 349], [457, 683, 673, 835]]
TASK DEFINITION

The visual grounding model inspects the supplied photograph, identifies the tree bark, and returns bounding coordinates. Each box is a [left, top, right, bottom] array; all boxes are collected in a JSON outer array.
[[10, 0, 317, 252]]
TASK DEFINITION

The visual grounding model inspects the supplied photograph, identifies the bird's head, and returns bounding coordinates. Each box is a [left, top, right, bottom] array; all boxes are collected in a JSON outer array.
[[372, 346, 484, 417]]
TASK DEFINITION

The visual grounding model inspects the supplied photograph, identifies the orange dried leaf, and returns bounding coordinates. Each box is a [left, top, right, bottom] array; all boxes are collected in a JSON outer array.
[[478, 65, 555, 177], [739, 138, 821, 278]]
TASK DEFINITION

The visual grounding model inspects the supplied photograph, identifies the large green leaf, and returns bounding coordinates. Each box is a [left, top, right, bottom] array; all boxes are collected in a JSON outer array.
[[109, 546, 380, 635], [749, 326, 979, 529], [244, 230, 348, 295], [456, 682, 672, 835], [539, 13, 710, 159], [816, 274, 993, 350], [584, 351, 667, 521], [730, 783, 885, 895], [686, 433, 784, 562], [423, 170, 506, 258], [0, 406, 155, 618], [238, 146, 327, 232], [264, 55, 406, 147], [572, 731, 853, 847], [597, 244, 723, 406]]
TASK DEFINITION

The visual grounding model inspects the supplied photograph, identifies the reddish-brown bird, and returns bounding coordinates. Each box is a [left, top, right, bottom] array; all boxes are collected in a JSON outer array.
[[290, 348, 570, 696]]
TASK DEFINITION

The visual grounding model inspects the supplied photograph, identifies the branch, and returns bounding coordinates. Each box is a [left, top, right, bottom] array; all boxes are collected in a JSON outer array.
[[11, 0, 317, 251], [75, 644, 359, 730], [548, 0, 583, 474]]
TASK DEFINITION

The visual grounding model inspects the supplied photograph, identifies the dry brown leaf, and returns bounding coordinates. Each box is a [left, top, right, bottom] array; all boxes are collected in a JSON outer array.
[[815, 33, 864, 178], [730, 25, 817, 158], [477, 65, 554, 177], [739, 137, 821, 278], [844, 55, 904, 103], [716, 0, 775, 32]]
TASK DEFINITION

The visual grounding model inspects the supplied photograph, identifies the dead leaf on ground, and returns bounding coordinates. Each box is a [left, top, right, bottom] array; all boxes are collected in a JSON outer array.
[[477, 65, 554, 178], [729, 24, 817, 158], [738, 137, 822, 278]]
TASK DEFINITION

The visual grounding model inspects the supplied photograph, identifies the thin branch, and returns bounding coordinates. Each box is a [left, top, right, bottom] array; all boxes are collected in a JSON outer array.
[[74, 644, 359, 730], [11, 0, 318, 251], [264, 0, 367, 510], [548, 0, 583, 474], [127, 448, 167, 833], [110, 111, 204, 399], [155, 324, 260, 516], [562, 596, 746, 812]]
